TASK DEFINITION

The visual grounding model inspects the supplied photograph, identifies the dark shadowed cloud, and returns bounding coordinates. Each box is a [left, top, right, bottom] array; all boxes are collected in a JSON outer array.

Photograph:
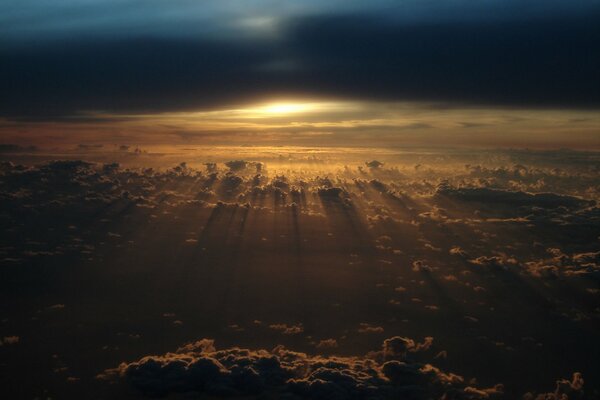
[[98, 336, 505, 399], [1, 1, 599, 120]]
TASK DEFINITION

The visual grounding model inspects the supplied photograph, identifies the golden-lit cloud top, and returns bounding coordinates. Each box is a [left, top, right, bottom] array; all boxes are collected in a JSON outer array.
[[2, 100, 598, 150]]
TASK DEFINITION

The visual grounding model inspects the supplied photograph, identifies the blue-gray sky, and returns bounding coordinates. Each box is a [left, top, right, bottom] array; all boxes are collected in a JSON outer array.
[[2, 1, 597, 44]]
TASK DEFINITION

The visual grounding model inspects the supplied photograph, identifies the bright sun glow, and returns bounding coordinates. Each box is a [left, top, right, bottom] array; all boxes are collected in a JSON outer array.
[[258, 102, 315, 115]]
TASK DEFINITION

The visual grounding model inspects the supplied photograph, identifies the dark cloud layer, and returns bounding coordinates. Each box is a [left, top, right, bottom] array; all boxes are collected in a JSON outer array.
[[1, 9, 599, 120], [435, 186, 594, 209], [1, 150, 599, 399]]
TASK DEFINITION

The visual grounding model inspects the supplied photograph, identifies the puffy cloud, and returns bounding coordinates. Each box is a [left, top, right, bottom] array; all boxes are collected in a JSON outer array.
[[366, 160, 384, 169], [469, 256, 518, 270], [269, 323, 304, 335], [99, 336, 501, 399], [316, 339, 338, 350], [450, 246, 469, 258], [523, 372, 585, 400], [381, 336, 433, 360], [224, 160, 248, 172], [358, 323, 385, 334], [524, 248, 600, 279], [412, 260, 432, 272]]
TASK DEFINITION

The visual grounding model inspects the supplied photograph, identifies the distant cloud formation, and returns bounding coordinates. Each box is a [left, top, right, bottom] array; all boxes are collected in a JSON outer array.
[[1, 148, 598, 397], [436, 186, 594, 209]]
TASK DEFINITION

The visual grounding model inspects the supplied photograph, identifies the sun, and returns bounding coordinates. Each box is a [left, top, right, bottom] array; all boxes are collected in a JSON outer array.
[[257, 102, 315, 115], [207, 99, 357, 120]]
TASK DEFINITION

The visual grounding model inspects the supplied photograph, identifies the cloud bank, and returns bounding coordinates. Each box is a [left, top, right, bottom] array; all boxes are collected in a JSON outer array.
[[99, 336, 504, 399], [1, 2, 599, 120]]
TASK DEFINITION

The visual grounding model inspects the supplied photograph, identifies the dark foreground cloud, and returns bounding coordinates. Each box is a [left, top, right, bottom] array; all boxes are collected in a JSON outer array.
[[98, 336, 505, 399], [1, 7, 599, 120]]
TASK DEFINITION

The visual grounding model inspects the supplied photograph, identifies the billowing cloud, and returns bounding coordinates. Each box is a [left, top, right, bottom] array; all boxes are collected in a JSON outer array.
[[523, 372, 585, 400], [98, 336, 502, 399]]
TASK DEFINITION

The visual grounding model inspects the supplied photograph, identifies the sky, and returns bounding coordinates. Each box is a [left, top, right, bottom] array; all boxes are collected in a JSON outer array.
[[1, 0, 599, 149]]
